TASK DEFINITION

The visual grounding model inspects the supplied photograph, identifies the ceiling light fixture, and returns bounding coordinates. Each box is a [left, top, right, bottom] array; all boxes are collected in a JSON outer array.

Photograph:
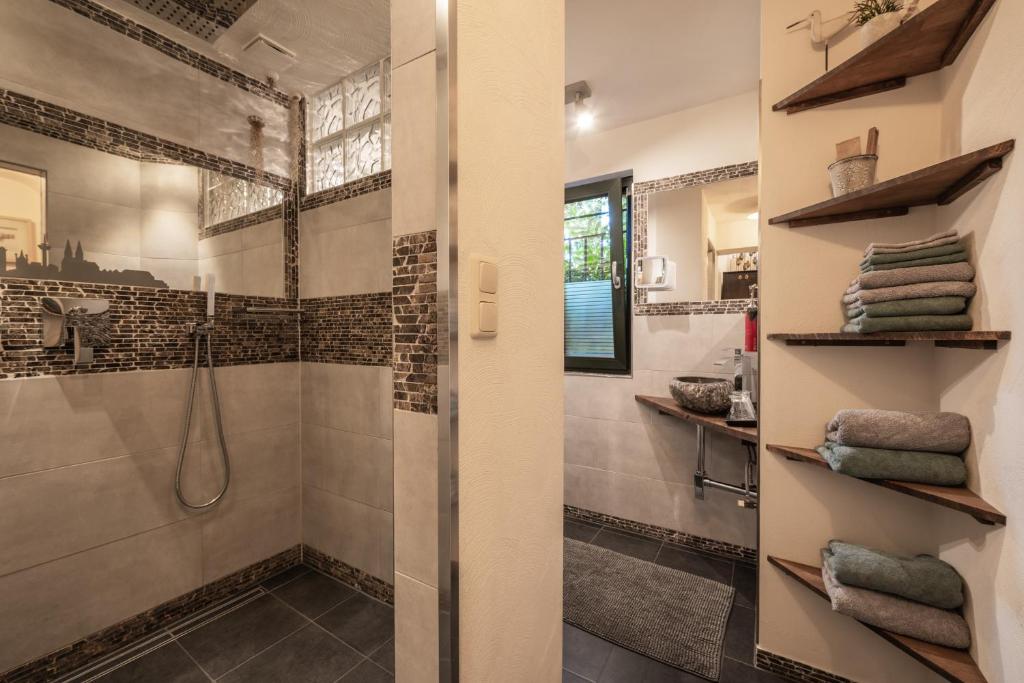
[[565, 80, 594, 132]]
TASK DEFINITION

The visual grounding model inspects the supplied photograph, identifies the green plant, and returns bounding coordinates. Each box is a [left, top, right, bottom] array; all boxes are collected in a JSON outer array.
[[853, 0, 904, 25]]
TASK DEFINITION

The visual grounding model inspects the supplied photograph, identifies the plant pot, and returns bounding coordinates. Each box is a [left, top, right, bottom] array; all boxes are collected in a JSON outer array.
[[829, 154, 877, 197], [859, 12, 902, 49]]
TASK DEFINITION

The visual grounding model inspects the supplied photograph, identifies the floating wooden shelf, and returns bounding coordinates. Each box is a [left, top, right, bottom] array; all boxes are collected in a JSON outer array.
[[767, 444, 1005, 525], [767, 330, 1010, 350], [634, 395, 757, 442], [769, 140, 1014, 228], [768, 556, 987, 683], [773, 0, 996, 114]]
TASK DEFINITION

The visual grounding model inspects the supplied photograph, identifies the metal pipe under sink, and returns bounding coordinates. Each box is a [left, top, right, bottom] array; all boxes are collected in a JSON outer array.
[[693, 425, 759, 508]]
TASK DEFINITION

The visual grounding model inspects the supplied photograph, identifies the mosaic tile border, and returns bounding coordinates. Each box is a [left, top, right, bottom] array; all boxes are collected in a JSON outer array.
[[0, 89, 290, 190], [393, 230, 438, 415], [199, 204, 284, 240], [300, 292, 393, 366], [632, 160, 759, 309], [48, 0, 291, 107], [756, 649, 855, 683], [0, 546, 302, 683], [634, 298, 755, 317], [564, 505, 756, 564], [284, 190, 299, 300], [299, 170, 392, 212], [302, 544, 395, 605], [0, 278, 299, 378]]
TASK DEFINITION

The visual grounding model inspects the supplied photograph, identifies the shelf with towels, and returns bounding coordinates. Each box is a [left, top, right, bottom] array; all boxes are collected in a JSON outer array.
[[768, 555, 987, 683], [768, 141, 1014, 228], [772, 0, 996, 115], [767, 444, 1005, 525], [766, 330, 1010, 350]]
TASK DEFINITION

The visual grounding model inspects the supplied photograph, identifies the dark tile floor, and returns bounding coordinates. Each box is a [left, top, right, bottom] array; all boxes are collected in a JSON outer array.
[[563, 519, 784, 683], [93, 565, 394, 682]]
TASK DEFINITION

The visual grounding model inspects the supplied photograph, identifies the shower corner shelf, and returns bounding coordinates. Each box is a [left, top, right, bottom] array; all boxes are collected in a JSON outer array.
[[768, 140, 1014, 228], [767, 330, 1011, 350], [768, 555, 988, 683], [772, 0, 996, 115], [767, 444, 1005, 525]]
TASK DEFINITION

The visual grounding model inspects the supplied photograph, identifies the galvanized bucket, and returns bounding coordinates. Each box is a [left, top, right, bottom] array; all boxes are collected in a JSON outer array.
[[829, 154, 877, 197]]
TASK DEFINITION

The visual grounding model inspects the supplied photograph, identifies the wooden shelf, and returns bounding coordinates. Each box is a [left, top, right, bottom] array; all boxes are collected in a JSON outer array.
[[767, 444, 1005, 525], [773, 0, 996, 114], [767, 330, 1010, 350], [769, 140, 1014, 227], [634, 395, 757, 442], [768, 556, 987, 683]]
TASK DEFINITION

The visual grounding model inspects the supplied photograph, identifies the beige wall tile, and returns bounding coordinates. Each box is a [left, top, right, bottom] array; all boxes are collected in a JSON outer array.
[[563, 373, 646, 423], [139, 162, 199, 214], [199, 363, 300, 437], [299, 218, 392, 299], [301, 422, 392, 511], [240, 219, 284, 249], [300, 189, 391, 234], [301, 484, 393, 582], [391, 0, 434, 68], [201, 487, 300, 583], [198, 231, 242, 258], [241, 241, 285, 298], [300, 363, 392, 438], [391, 53, 436, 236], [199, 424, 300, 505], [198, 251, 244, 294], [393, 410, 438, 586], [139, 257, 199, 290], [394, 572, 438, 683], [0, 519, 202, 674], [48, 192, 142, 258], [140, 208, 198, 260]]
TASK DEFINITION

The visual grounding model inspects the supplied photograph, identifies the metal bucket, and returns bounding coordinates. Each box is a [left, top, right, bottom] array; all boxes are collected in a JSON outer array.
[[829, 154, 877, 197]]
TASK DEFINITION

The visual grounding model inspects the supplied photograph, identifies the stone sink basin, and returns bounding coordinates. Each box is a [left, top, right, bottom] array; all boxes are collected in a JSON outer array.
[[669, 376, 732, 415]]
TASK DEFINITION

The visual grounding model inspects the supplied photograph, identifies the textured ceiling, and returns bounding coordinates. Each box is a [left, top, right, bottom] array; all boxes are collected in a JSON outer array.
[[703, 175, 759, 223]]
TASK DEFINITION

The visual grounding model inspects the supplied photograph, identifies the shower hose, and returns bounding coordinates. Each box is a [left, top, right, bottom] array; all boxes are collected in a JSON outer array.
[[175, 326, 230, 509]]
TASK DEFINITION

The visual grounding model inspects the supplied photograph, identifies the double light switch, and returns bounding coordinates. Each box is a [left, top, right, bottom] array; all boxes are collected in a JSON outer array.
[[471, 254, 498, 338]]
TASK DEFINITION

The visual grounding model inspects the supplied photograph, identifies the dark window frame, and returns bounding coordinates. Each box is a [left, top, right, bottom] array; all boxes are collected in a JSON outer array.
[[564, 174, 632, 374]]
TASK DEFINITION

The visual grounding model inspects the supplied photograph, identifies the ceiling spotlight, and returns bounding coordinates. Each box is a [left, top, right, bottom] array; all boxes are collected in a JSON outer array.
[[565, 80, 594, 132]]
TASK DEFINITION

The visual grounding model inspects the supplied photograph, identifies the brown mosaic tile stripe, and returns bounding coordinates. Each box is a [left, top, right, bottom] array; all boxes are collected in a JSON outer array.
[[0, 546, 302, 683], [755, 649, 855, 683], [564, 505, 756, 564], [634, 298, 755, 317], [199, 204, 284, 240], [48, 0, 291, 107], [284, 191, 300, 300], [300, 292, 393, 366], [633, 161, 759, 307], [302, 544, 395, 605], [0, 278, 299, 378], [0, 89, 290, 190], [299, 170, 392, 211], [393, 231, 438, 414]]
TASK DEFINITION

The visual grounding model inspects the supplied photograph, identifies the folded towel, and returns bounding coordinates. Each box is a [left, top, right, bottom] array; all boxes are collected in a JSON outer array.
[[817, 443, 967, 486], [842, 314, 973, 334], [826, 541, 964, 609], [826, 408, 971, 453], [841, 281, 977, 306], [865, 230, 959, 255], [860, 250, 968, 273], [847, 262, 975, 293], [860, 242, 964, 268], [821, 550, 971, 648], [846, 297, 967, 320]]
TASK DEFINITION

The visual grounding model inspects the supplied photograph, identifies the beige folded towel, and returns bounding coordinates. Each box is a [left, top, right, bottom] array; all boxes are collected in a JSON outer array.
[[826, 409, 971, 454], [847, 262, 975, 293], [841, 280, 977, 306], [865, 230, 959, 255]]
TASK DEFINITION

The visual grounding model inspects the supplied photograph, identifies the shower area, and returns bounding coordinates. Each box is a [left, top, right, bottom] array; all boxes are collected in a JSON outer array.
[[0, 1, 413, 681]]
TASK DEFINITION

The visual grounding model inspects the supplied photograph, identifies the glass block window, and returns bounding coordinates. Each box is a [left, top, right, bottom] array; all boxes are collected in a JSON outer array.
[[308, 57, 391, 193], [203, 171, 284, 227]]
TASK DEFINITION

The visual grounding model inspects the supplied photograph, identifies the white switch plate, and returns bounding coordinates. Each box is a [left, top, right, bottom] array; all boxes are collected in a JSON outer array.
[[470, 254, 497, 338]]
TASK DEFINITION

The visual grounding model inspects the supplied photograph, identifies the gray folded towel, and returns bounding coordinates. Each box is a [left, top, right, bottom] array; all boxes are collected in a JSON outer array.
[[842, 314, 972, 334], [847, 262, 975, 293], [865, 230, 959, 255], [826, 409, 971, 453], [841, 281, 976, 306], [860, 250, 968, 273], [821, 550, 971, 649], [817, 443, 966, 486], [846, 297, 967, 320], [826, 541, 964, 609], [860, 242, 964, 268]]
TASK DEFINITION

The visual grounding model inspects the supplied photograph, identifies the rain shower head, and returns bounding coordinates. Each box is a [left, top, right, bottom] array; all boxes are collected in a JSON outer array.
[[125, 0, 258, 42]]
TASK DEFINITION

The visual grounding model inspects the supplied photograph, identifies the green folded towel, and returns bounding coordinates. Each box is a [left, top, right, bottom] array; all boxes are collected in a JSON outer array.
[[859, 242, 964, 268], [860, 250, 968, 273], [826, 541, 964, 609], [846, 297, 967, 320], [842, 314, 972, 334], [817, 443, 966, 486]]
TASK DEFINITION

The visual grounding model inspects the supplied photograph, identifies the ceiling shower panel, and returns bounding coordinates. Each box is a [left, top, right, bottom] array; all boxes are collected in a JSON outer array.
[[125, 0, 258, 41]]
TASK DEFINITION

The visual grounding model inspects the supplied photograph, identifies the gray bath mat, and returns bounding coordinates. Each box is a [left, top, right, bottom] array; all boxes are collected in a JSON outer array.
[[563, 538, 734, 681]]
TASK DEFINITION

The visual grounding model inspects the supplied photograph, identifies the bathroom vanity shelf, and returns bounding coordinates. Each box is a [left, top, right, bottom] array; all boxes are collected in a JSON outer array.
[[772, 0, 996, 115], [767, 444, 1005, 525], [768, 140, 1014, 228], [635, 395, 757, 443], [768, 555, 988, 683], [767, 330, 1010, 350]]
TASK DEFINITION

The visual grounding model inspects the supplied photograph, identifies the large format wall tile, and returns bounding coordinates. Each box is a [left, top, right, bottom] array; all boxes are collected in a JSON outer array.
[[201, 486, 300, 583], [391, 0, 435, 68], [391, 54, 436, 236], [301, 363, 392, 439], [198, 423, 300, 505], [0, 519, 203, 674], [394, 572, 439, 683], [301, 422, 392, 511], [393, 409, 437, 586], [302, 484, 393, 582]]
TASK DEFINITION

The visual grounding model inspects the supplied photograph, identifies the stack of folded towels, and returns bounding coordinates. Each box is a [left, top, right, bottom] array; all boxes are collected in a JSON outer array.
[[817, 408, 970, 486], [842, 230, 976, 334], [821, 541, 970, 649]]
